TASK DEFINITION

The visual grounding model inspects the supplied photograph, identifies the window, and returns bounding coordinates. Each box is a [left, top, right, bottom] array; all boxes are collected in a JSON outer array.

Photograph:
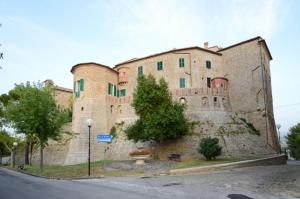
[[179, 58, 184, 67], [206, 60, 211, 69], [179, 97, 187, 105], [79, 79, 84, 91], [113, 85, 117, 96], [108, 83, 113, 95], [157, 61, 163, 71], [117, 90, 120, 97], [73, 81, 76, 92], [138, 66, 143, 76], [207, 77, 211, 88], [179, 78, 185, 88], [120, 89, 126, 97]]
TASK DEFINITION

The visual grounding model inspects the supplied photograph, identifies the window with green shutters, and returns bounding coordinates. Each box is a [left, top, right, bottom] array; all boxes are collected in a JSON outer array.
[[138, 66, 143, 76], [179, 78, 185, 88], [179, 58, 184, 67], [108, 83, 112, 95], [79, 79, 84, 91], [157, 61, 163, 71], [206, 60, 211, 69], [114, 85, 117, 96], [120, 89, 126, 97]]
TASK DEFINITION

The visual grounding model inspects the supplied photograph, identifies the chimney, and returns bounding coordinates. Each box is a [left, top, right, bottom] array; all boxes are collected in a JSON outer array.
[[204, 42, 209, 49], [44, 79, 54, 87]]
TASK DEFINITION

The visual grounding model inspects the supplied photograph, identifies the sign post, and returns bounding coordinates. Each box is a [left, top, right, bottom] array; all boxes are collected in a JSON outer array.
[[97, 134, 113, 173]]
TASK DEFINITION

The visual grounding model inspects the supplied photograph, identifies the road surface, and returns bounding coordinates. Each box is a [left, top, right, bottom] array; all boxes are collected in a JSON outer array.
[[0, 161, 299, 199]]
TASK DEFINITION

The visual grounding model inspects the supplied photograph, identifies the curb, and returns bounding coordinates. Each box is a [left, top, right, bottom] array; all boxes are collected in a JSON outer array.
[[1, 167, 104, 180], [169, 154, 287, 175]]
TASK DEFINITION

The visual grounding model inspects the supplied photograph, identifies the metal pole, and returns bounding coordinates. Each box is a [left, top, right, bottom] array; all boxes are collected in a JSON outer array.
[[12, 146, 15, 168], [88, 125, 91, 176], [278, 128, 281, 154]]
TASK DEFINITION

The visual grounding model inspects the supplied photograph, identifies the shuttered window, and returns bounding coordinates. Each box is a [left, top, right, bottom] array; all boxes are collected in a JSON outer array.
[[120, 89, 126, 97], [179, 78, 185, 88], [79, 79, 84, 91], [206, 61, 211, 69], [114, 85, 117, 96], [157, 61, 163, 71], [138, 66, 143, 76], [179, 58, 184, 67], [108, 83, 112, 95]]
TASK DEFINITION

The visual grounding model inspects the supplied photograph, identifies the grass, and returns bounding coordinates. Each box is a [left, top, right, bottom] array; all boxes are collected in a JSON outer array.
[[174, 156, 260, 169], [3, 156, 262, 179], [17, 161, 145, 179]]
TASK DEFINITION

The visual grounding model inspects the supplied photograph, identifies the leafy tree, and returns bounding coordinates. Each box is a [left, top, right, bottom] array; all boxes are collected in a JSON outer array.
[[198, 137, 222, 160], [5, 82, 68, 171], [0, 129, 19, 165], [286, 123, 300, 160], [125, 75, 189, 143]]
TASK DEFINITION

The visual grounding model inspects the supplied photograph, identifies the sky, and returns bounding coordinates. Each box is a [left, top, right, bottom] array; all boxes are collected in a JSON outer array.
[[0, 0, 299, 136]]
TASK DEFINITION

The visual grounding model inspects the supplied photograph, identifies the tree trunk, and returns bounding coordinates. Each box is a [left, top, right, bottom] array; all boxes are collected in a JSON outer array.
[[40, 146, 43, 172], [25, 141, 29, 165]]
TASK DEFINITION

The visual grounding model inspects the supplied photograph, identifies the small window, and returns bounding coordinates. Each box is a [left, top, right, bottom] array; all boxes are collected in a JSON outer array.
[[157, 61, 163, 71], [214, 97, 217, 102], [81, 107, 84, 111], [120, 89, 126, 97], [207, 78, 211, 88], [179, 58, 184, 68], [110, 105, 114, 113], [206, 60, 211, 69], [108, 83, 112, 95], [138, 66, 143, 76], [179, 78, 185, 88]]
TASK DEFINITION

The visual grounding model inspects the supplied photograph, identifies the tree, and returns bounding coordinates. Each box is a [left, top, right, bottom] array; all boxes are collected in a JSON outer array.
[[125, 75, 189, 144], [0, 129, 18, 165], [286, 123, 300, 160], [198, 137, 222, 160], [5, 82, 68, 171]]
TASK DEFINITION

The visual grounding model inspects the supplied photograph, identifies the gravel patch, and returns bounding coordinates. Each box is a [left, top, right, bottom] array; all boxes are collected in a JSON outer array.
[[103, 160, 176, 174]]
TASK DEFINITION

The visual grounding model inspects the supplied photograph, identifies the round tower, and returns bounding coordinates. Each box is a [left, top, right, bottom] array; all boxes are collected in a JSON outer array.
[[64, 62, 118, 165]]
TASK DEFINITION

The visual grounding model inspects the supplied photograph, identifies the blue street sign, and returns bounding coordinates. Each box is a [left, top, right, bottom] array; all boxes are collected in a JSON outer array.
[[97, 134, 113, 143]]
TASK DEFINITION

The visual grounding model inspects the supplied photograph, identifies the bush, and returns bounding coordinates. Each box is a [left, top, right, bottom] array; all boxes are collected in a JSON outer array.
[[198, 137, 222, 160], [286, 123, 300, 160]]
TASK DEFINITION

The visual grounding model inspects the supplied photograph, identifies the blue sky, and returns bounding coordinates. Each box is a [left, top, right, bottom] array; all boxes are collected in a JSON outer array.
[[0, 0, 299, 136]]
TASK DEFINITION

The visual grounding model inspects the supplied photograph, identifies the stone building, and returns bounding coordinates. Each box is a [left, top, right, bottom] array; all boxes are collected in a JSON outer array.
[[44, 36, 279, 165]]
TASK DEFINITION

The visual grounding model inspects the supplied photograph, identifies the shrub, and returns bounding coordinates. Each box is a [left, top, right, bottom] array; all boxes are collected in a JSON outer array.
[[198, 137, 222, 160], [286, 123, 300, 160]]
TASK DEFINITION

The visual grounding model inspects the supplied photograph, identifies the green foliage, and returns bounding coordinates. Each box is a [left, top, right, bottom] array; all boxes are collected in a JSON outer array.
[[110, 126, 117, 138], [239, 118, 260, 135], [0, 129, 15, 155], [286, 123, 300, 160], [125, 75, 189, 143], [5, 82, 69, 147], [198, 137, 222, 160]]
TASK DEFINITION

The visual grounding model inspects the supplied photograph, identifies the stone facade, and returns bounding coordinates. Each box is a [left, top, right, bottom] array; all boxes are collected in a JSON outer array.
[[44, 36, 280, 165]]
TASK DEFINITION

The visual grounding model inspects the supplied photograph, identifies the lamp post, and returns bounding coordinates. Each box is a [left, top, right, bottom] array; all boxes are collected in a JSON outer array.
[[86, 118, 93, 176], [276, 124, 281, 154], [12, 142, 18, 168]]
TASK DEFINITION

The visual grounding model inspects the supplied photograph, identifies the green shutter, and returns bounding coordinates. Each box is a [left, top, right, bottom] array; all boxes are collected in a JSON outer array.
[[73, 81, 76, 92], [179, 58, 184, 67], [124, 89, 126, 96], [117, 90, 120, 97], [114, 85, 117, 96], [138, 66, 143, 76], [157, 61, 163, 71], [79, 79, 84, 91], [108, 83, 111, 94], [180, 78, 185, 88]]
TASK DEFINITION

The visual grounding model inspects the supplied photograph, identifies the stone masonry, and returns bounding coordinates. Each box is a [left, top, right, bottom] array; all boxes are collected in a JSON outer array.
[[40, 36, 280, 165]]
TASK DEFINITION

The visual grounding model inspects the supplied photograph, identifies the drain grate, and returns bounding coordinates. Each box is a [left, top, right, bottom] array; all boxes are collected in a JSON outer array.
[[140, 176, 151, 179], [227, 194, 254, 199], [162, 182, 182, 187]]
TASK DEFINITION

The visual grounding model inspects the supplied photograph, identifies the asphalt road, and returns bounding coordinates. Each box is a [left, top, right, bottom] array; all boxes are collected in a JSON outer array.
[[0, 161, 299, 199]]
